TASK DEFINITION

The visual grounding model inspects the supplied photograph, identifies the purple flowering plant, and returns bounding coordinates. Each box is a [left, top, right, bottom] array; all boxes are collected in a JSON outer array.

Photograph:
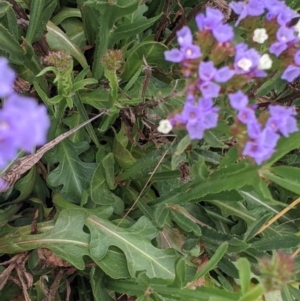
[[0, 58, 50, 171], [161, 0, 300, 165]]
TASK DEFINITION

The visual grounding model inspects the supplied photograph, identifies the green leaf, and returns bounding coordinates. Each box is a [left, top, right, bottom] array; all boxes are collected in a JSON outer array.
[[90, 149, 122, 208], [169, 206, 201, 236], [170, 257, 186, 288], [203, 130, 228, 149], [47, 140, 96, 203], [153, 204, 169, 229], [0, 204, 21, 226], [264, 130, 300, 167], [151, 163, 258, 206], [0, 24, 25, 64], [257, 71, 285, 96], [51, 7, 82, 25], [102, 153, 116, 190], [263, 166, 300, 195], [90, 267, 115, 301], [237, 258, 251, 295], [113, 136, 136, 169], [109, 14, 162, 44], [106, 278, 241, 301], [0, 209, 89, 270], [121, 41, 168, 82], [71, 78, 98, 92], [0, 1, 19, 40], [193, 242, 228, 281], [251, 235, 300, 251], [95, 247, 130, 279], [86, 215, 177, 279], [201, 227, 249, 253], [46, 21, 90, 70], [26, 0, 57, 43], [85, 0, 140, 20], [243, 213, 273, 242]]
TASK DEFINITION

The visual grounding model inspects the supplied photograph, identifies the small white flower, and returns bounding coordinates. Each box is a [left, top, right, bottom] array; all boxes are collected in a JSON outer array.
[[237, 58, 252, 72], [157, 119, 173, 134], [294, 20, 300, 37], [258, 53, 273, 70], [253, 28, 268, 44]]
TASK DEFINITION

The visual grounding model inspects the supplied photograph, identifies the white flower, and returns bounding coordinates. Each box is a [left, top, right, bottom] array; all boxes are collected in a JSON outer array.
[[237, 58, 252, 72], [157, 119, 173, 134], [294, 20, 300, 37], [258, 54, 272, 70], [253, 28, 268, 44]]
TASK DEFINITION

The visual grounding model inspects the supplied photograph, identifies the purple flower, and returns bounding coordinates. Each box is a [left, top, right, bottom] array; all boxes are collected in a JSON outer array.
[[199, 81, 221, 98], [234, 43, 267, 77], [230, 0, 265, 25], [237, 107, 257, 124], [276, 26, 295, 43], [164, 45, 201, 63], [228, 90, 249, 110], [243, 128, 279, 165], [213, 23, 234, 43], [171, 97, 219, 139], [267, 105, 298, 137], [276, 5, 298, 26], [5, 94, 50, 152], [195, 7, 224, 31], [294, 51, 300, 65], [0, 58, 16, 98], [197, 61, 234, 98], [264, 0, 286, 20], [247, 120, 262, 139], [176, 26, 193, 47], [269, 41, 287, 56], [281, 65, 300, 82]]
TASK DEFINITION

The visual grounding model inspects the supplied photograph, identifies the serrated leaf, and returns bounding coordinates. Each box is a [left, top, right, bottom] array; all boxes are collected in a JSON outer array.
[[0, 24, 25, 64], [109, 14, 161, 44], [263, 166, 300, 195], [86, 215, 177, 279], [26, 0, 57, 43], [47, 140, 95, 203], [251, 235, 300, 251], [243, 213, 273, 242]]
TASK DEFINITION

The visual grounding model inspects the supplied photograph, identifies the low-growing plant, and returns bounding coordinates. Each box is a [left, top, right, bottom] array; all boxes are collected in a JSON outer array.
[[1, 0, 300, 300]]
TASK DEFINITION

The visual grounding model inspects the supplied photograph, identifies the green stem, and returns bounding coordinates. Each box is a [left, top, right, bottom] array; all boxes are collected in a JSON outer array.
[[72, 92, 101, 148], [239, 283, 264, 301]]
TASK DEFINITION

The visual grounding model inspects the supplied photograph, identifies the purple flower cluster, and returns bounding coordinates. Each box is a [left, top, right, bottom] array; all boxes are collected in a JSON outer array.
[[0, 58, 50, 169], [164, 26, 201, 63], [198, 61, 234, 98], [170, 96, 219, 140], [162, 4, 300, 165], [195, 7, 234, 43], [230, 0, 299, 26], [229, 91, 298, 164], [234, 43, 267, 78]]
